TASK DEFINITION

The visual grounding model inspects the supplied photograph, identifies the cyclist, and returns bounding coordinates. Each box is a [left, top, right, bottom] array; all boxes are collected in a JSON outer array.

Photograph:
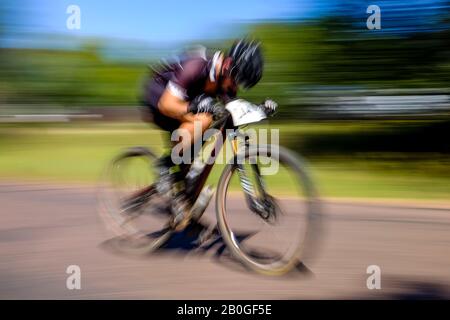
[[140, 39, 277, 227]]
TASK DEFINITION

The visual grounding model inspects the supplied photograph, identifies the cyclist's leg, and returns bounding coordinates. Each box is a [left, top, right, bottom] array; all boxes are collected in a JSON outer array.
[[177, 113, 212, 159], [142, 86, 212, 227], [155, 109, 212, 228], [144, 105, 182, 186], [143, 98, 212, 165]]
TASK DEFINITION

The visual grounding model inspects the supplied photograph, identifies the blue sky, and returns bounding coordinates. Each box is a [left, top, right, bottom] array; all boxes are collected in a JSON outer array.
[[7, 0, 448, 49], [24, 0, 317, 43]]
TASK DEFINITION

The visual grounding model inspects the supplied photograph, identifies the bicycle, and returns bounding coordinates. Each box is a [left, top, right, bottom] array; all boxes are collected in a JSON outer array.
[[97, 99, 322, 276]]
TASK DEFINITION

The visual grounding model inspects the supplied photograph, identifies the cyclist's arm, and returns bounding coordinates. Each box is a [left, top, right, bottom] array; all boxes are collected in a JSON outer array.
[[158, 89, 195, 122], [158, 58, 207, 122]]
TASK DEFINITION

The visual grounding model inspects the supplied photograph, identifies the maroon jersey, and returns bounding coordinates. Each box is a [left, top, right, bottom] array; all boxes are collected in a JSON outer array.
[[144, 49, 235, 110]]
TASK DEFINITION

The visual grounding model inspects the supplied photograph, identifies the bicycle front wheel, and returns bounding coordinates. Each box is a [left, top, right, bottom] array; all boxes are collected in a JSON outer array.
[[216, 144, 321, 276]]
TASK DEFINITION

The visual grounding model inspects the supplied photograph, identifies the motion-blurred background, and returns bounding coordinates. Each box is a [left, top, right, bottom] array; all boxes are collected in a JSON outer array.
[[1, 0, 449, 200], [1, 0, 450, 300]]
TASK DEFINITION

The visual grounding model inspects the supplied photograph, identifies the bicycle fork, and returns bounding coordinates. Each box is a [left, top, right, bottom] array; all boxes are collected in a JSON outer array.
[[229, 131, 274, 220]]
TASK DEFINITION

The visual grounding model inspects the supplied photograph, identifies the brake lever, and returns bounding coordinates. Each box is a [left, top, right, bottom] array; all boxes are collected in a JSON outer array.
[[260, 105, 277, 118]]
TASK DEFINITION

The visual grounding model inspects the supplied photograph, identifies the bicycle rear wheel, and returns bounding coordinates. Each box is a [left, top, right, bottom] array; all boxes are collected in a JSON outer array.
[[216, 145, 321, 275], [97, 147, 172, 254]]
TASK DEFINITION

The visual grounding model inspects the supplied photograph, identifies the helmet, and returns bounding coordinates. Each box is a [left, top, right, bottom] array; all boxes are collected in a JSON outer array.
[[228, 39, 264, 89]]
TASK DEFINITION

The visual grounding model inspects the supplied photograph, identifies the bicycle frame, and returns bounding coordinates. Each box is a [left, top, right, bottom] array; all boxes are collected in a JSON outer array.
[[187, 113, 268, 215], [187, 114, 235, 200], [124, 113, 258, 205]]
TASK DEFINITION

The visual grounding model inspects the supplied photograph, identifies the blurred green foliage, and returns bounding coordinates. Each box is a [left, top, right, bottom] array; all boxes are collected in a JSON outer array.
[[1, 2, 449, 200], [0, 121, 449, 199], [0, 47, 146, 106], [1, 12, 449, 109]]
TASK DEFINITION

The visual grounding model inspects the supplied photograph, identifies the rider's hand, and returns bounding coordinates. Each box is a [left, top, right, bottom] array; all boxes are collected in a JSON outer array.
[[189, 95, 216, 114], [189, 95, 225, 120], [261, 99, 278, 116]]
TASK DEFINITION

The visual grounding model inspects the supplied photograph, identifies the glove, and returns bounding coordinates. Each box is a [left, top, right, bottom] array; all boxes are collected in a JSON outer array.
[[261, 99, 278, 116], [189, 95, 225, 120], [189, 95, 216, 114]]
